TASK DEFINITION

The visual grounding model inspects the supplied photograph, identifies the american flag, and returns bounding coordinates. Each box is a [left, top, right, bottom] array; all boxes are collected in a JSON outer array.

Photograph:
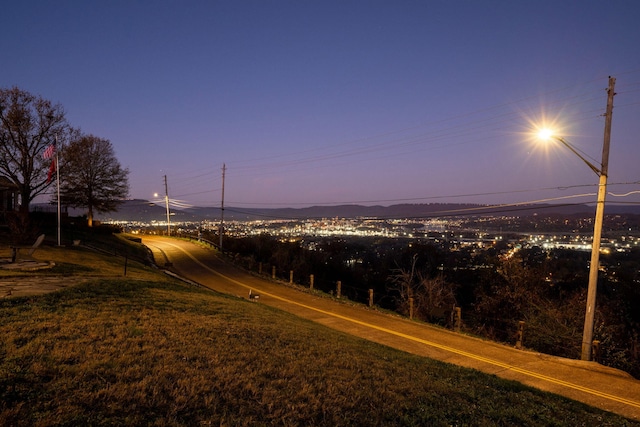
[[43, 142, 56, 160], [47, 159, 57, 184]]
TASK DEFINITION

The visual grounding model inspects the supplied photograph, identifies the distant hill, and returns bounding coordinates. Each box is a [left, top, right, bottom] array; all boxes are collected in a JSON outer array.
[[94, 199, 640, 222]]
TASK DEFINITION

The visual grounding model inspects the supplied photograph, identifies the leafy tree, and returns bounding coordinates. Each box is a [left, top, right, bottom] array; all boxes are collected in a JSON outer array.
[[59, 133, 129, 226], [0, 87, 68, 213]]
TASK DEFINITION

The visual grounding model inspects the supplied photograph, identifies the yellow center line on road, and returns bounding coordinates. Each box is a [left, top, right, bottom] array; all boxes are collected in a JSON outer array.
[[163, 240, 640, 410]]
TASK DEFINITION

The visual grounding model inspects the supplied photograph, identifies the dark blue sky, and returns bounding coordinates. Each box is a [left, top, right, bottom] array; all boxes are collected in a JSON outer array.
[[3, 1, 640, 209]]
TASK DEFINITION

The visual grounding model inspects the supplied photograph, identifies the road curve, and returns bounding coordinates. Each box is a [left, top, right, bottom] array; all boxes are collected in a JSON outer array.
[[142, 235, 640, 421]]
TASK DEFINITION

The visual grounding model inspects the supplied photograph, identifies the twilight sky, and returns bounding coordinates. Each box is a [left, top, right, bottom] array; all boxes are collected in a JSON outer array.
[[3, 1, 640, 210]]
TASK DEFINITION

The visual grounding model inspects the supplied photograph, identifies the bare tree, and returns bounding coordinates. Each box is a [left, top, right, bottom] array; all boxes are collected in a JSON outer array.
[[0, 87, 68, 213], [59, 133, 129, 226], [414, 272, 457, 323], [388, 254, 457, 322], [388, 254, 418, 316]]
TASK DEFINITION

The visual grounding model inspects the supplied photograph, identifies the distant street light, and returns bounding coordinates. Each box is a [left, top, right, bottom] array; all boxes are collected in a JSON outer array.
[[535, 77, 615, 361], [164, 175, 171, 236]]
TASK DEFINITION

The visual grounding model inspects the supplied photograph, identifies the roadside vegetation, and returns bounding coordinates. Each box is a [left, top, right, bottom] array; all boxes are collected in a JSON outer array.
[[1, 236, 638, 425], [214, 232, 640, 378]]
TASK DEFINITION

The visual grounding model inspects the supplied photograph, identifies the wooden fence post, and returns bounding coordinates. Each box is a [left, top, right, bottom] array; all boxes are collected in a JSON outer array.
[[409, 297, 414, 320], [289, 270, 294, 284], [272, 265, 276, 279], [453, 306, 462, 332], [336, 281, 341, 298], [515, 321, 525, 349], [368, 289, 374, 307], [309, 274, 314, 290], [592, 340, 601, 363]]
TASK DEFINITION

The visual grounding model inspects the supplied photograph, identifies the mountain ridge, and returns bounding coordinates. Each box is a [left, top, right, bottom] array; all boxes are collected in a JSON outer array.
[[94, 199, 640, 222]]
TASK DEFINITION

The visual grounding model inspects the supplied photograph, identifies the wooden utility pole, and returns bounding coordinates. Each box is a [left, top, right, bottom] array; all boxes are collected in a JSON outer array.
[[581, 76, 615, 361], [55, 134, 61, 246], [164, 175, 171, 236], [219, 163, 226, 250]]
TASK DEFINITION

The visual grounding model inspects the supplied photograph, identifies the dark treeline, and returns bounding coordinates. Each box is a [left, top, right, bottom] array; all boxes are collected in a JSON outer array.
[[206, 231, 640, 378]]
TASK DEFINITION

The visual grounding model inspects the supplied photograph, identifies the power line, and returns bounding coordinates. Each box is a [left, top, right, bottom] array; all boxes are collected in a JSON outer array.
[[226, 179, 640, 209], [223, 82, 608, 176], [146, 74, 640, 208]]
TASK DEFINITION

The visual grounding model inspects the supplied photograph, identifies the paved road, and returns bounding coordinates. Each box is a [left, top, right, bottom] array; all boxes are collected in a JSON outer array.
[[142, 235, 640, 421]]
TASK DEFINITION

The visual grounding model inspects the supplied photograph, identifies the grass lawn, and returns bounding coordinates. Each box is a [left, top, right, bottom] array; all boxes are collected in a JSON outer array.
[[1, 240, 638, 426]]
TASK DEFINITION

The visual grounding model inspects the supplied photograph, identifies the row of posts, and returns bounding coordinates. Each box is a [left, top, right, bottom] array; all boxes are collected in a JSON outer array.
[[258, 263, 462, 328], [259, 263, 376, 307], [514, 320, 601, 362], [258, 262, 603, 360]]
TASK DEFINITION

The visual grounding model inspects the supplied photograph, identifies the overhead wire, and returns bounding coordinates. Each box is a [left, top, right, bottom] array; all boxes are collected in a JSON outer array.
[[157, 73, 640, 208], [218, 198, 594, 223], [228, 90, 603, 176], [222, 188, 640, 223], [224, 100, 607, 182], [228, 75, 610, 173], [222, 181, 640, 224]]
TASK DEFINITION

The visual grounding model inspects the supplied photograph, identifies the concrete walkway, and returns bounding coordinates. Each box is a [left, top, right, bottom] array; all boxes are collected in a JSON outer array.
[[0, 258, 58, 297], [142, 236, 640, 421], [0, 258, 54, 271]]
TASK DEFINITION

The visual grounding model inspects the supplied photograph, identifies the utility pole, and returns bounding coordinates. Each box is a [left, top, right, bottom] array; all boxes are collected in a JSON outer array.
[[581, 76, 615, 361], [219, 163, 226, 250], [55, 134, 61, 246], [164, 174, 171, 236]]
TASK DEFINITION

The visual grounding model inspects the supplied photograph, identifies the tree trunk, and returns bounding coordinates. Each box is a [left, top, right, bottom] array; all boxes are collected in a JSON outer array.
[[88, 205, 94, 227], [19, 186, 31, 214]]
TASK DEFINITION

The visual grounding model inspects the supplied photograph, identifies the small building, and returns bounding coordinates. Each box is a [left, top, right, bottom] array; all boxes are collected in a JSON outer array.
[[0, 176, 19, 225]]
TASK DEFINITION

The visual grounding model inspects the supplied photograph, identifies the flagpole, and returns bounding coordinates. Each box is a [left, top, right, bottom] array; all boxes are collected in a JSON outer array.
[[55, 136, 61, 246]]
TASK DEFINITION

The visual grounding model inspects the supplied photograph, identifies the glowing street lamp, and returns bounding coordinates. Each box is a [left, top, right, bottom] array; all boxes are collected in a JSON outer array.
[[537, 129, 601, 176], [535, 77, 615, 361], [537, 128, 608, 361]]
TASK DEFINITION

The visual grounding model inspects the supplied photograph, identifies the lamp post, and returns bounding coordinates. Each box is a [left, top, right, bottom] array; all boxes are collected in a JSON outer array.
[[164, 175, 171, 236], [537, 76, 615, 361]]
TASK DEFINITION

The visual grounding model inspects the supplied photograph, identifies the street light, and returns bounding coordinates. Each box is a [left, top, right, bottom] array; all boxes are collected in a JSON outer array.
[[537, 131, 602, 176], [537, 130, 608, 361], [535, 77, 615, 361]]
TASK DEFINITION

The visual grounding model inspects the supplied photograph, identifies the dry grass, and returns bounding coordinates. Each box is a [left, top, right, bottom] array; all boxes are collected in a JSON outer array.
[[0, 239, 157, 281], [0, 245, 638, 426]]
